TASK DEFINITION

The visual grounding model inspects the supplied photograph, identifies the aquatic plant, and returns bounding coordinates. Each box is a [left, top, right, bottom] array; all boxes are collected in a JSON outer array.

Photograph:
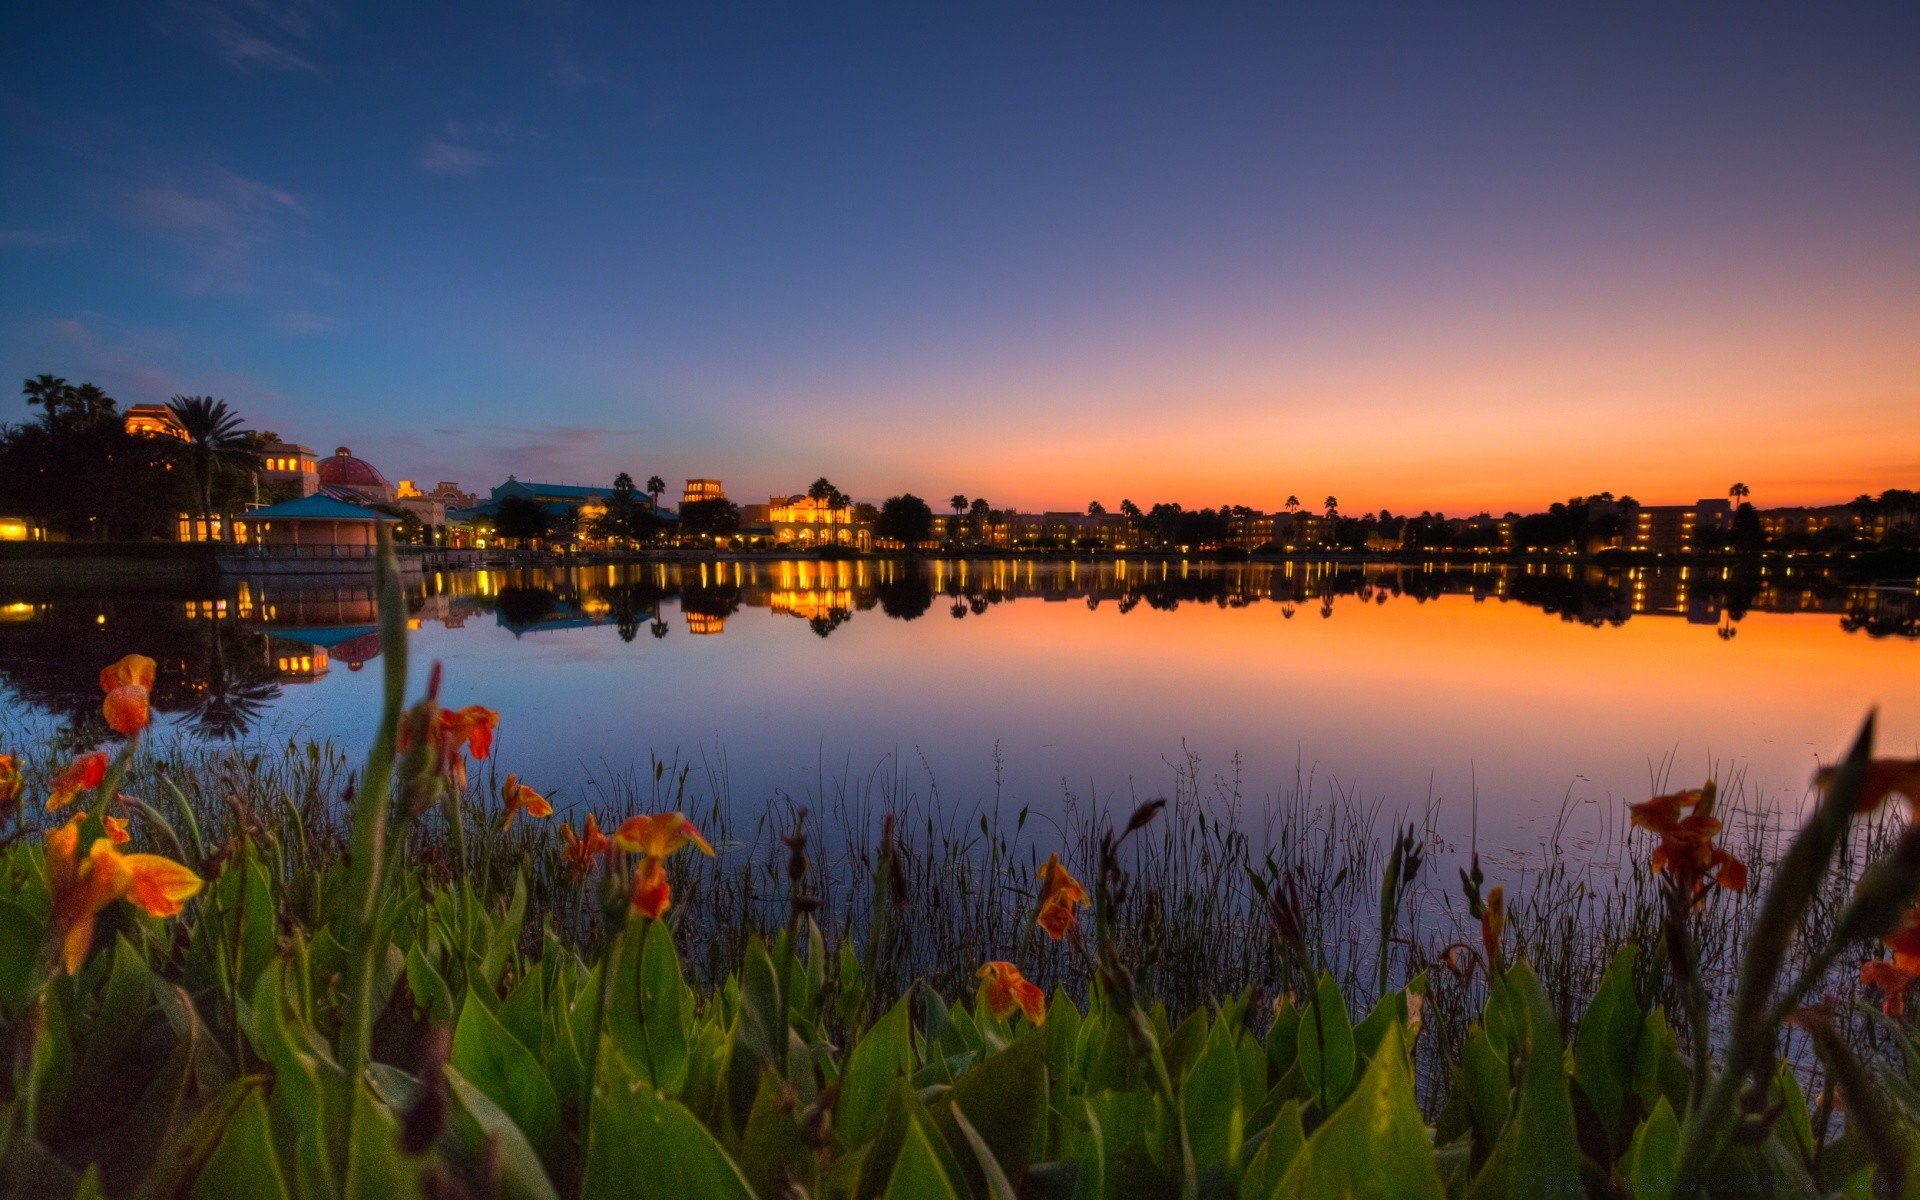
[[1, 532, 1918, 1198]]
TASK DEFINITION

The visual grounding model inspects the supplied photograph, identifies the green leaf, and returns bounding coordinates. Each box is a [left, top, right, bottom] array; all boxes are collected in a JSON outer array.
[[1295, 973, 1356, 1110], [1465, 964, 1584, 1200], [405, 941, 456, 1026], [445, 1065, 564, 1200], [936, 1029, 1049, 1193], [740, 1068, 814, 1200], [839, 993, 915, 1150], [452, 990, 561, 1167], [581, 1044, 757, 1200], [1271, 1024, 1443, 1200], [1183, 1021, 1244, 1169], [608, 922, 692, 1094], [886, 1113, 966, 1200], [344, 1080, 423, 1200], [478, 872, 528, 990], [0, 898, 45, 1016], [1623, 1095, 1679, 1200], [1458, 1026, 1511, 1153], [1571, 946, 1645, 1153], [1238, 1099, 1303, 1200], [190, 1079, 292, 1200], [952, 1105, 1020, 1200]]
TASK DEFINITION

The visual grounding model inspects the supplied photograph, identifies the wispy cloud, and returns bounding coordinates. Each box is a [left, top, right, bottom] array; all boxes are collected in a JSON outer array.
[[0, 229, 85, 248], [161, 0, 336, 73], [272, 310, 336, 336], [123, 167, 308, 293], [417, 120, 519, 177], [418, 139, 492, 176]]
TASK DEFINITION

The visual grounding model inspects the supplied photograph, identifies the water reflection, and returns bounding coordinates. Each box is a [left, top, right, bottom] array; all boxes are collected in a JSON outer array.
[[0, 558, 1912, 740]]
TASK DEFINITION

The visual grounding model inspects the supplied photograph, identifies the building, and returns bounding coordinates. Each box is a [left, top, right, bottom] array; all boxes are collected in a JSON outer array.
[[683, 479, 726, 505], [1633, 499, 1732, 553], [123, 404, 188, 441], [393, 480, 477, 528], [225, 493, 400, 570], [741, 493, 873, 550], [259, 442, 319, 498], [0, 516, 51, 542], [1759, 505, 1857, 540], [316, 447, 396, 505]]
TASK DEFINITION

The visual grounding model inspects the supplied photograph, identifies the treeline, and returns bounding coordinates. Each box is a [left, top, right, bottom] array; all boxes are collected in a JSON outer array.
[[0, 375, 269, 540]]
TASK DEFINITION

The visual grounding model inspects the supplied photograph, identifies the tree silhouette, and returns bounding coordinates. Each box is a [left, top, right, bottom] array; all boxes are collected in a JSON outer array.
[[876, 494, 935, 546], [646, 475, 666, 513], [1728, 481, 1750, 507], [1323, 495, 1338, 519], [494, 494, 552, 545], [166, 396, 256, 536]]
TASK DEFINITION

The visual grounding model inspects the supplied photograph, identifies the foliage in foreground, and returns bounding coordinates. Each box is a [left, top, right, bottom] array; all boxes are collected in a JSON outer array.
[[5, 536, 1920, 1198]]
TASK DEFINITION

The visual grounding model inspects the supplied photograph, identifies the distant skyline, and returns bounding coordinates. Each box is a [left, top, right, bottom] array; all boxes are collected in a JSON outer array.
[[3, 2, 1916, 513]]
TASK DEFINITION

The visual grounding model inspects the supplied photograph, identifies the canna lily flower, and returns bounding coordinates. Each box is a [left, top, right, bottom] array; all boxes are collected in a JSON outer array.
[[440, 706, 500, 761], [46, 816, 202, 973], [978, 961, 1047, 1026], [0, 753, 21, 813], [103, 813, 130, 844], [48, 751, 109, 811], [1034, 853, 1089, 940], [614, 812, 715, 919], [1480, 885, 1505, 970], [1629, 785, 1747, 900], [499, 774, 552, 831], [561, 813, 609, 877], [1817, 759, 1920, 814], [1862, 906, 1920, 1017], [613, 812, 715, 859], [99, 653, 157, 736]]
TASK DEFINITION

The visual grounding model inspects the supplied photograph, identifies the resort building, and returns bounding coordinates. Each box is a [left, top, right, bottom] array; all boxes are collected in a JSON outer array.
[[0, 516, 50, 542], [1759, 505, 1858, 540], [683, 478, 726, 505], [488, 477, 615, 514], [316, 447, 396, 505], [1633, 499, 1732, 553], [394, 480, 477, 528], [123, 404, 188, 441], [741, 493, 873, 550], [226, 493, 400, 569], [259, 442, 319, 498]]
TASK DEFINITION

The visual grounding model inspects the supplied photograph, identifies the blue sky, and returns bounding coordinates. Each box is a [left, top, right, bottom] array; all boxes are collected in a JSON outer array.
[[3, 2, 1916, 510]]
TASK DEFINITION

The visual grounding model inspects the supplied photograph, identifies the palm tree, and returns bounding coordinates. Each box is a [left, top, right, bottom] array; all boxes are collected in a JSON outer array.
[[968, 497, 990, 541], [166, 396, 256, 539], [22, 373, 70, 422], [1285, 495, 1299, 515], [646, 475, 666, 513], [1728, 481, 1750, 508], [1324, 496, 1338, 519], [949, 494, 968, 540]]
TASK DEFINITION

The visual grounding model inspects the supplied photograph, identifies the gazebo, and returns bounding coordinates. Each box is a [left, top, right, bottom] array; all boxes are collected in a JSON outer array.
[[226, 494, 399, 572]]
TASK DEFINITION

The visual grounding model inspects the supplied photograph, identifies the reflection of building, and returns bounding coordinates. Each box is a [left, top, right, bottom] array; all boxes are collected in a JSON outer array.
[[685, 612, 726, 635], [271, 644, 330, 682], [683, 479, 726, 505], [124, 404, 188, 441], [259, 442, 319, 498], [316, 447, 396, 505], [742, 494, 873, 550], [0, 516, 50, 542]]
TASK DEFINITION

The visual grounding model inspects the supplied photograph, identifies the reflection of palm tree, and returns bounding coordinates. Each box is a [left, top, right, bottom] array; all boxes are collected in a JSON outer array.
[[167, 396, 256, 538], [650, 618, 669, 639], [189, 622, 281, 738], [950, 602, 966, 619]]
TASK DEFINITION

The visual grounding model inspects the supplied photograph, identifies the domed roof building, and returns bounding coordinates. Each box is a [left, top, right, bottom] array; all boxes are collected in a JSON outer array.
[[315, 447, 395, 504]]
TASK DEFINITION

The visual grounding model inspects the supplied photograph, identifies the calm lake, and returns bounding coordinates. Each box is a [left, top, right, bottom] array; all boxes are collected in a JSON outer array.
[[2, 558, 1916, 861]]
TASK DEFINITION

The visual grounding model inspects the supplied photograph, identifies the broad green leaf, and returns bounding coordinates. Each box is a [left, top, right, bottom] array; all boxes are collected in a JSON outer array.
[[887, 1113, 965, 1200], [1295, 973, 1356, 1110], [1571, 946, 1644, 1152], [581, 1045, 757, 1200], [344, 1080, 422, 1200], [1458, 1027, 1511, 1153], [190, 1080, 291, 1200], [1071, 1100, 1106, 1200], [952, 1105, 1020, 1200], [452, 991, 560, 1166], [609, 921, 692, 1095], [1623, 1095, 1679, 1200], [445, 1065, 564, 1200], [936, 1029, 1049, 1193], [405, 941, 456, 1026], [0, 898, 42, 1017], [1183, 1021, 1244, 1169], [1465, 964, 1583, 1200], [740, 1068, 814, 1199], [1271, 1024, 1443, 1200], [1238, 1099, 1303, 1199], [840, 993, 914, 1150], [1266, 998, 1301, 1080]]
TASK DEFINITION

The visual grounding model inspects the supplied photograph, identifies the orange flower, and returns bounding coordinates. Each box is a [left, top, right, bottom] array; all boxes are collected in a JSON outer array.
[[1862, 959, 1919, 1017], [1629, 785, 1747, 898], [613, 812, 714, 859], [561, 813, 609, 877], [103, 686, 151, 735], [98, 654, 156, 692], [46, 816, 202, 973], [632, 856, 673, 920], [1480, 886, 1505, 969], [103, 814, 130, 844], [978, 961, 1046, 1026], [614, 812, 714, 919], [500, 774, 552, 831], [440, 706, 500, 760], [48, 751, 109, 811], [0, 753, 21, 813], [1817, 759, 1920, 814], [1034, 853, 1089, 940]]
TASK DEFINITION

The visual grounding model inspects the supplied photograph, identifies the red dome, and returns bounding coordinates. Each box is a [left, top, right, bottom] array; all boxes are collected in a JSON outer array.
[[317, 447, 389, 489]]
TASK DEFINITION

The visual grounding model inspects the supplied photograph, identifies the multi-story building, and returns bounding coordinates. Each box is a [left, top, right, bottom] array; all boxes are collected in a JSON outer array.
[[1759, 505, 1857, 540], [683, 479, 726, 505], [259, 442, 319, 498], [741, 493, 873, 550], [123, 404, 188, 441], [1632, 499, 1732, 553], [315, 447, 396, 505]]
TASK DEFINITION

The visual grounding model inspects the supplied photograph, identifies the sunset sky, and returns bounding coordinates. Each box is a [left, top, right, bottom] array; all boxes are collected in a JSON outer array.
[[2, 2, 1915, 513]]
